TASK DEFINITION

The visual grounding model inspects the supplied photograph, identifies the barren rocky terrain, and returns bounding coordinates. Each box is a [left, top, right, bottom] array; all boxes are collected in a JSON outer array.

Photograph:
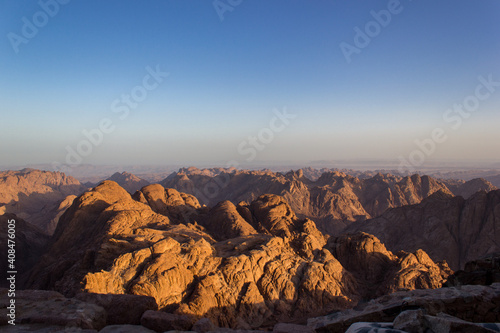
[[162, 167, 497, 235], [1, 168, 499, 331], [24, 181, 452, 329]]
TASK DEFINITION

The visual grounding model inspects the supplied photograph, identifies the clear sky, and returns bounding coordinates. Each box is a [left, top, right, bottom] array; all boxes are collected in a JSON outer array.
[[1, 0, 499, 169]]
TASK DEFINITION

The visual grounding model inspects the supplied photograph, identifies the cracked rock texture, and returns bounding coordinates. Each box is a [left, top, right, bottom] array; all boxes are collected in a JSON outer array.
[[25, 181, 451, 329]]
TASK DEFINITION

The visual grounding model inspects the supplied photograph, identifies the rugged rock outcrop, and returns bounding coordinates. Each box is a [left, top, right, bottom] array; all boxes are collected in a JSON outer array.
[[445, 253, 500, 287], [162, 168, 453, 235], [44, 194, 78, 234], [26, 181, 172, 294], [345, 311, 500, 333], [199, 200, 258, 240], [308, 283, 500, 332], [327, 233, 452, 299], [133, 184, 202, 223], [106, 171, 150, 194], [25, 182, 450, 330], [0, 169, 86, 233], [345, 190, 500, 270], [0, 289, 106, 330]]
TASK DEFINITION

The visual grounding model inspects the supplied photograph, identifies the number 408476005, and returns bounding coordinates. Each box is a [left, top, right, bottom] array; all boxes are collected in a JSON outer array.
[[7, 219, 16, 269]]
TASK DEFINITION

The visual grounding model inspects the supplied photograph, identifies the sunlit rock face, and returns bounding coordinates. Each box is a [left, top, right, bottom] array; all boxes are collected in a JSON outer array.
[[25, 181, 451, 329]]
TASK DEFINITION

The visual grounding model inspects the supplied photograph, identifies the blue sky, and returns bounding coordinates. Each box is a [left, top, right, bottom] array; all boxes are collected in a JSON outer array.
[[1, 0, 499, 169]]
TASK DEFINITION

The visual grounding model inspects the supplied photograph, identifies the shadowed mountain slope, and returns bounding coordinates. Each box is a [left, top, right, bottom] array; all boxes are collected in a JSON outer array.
[[345, 189, 500, 270], [0, 213, 50, 288]]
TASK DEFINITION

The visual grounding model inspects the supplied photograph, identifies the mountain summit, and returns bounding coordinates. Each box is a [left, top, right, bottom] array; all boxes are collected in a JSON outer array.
[[106, 171, 150, 193]]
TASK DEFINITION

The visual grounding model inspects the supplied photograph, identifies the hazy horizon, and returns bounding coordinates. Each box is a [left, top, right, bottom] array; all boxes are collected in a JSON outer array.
[[4, 158, 500, 174], [2, 1, 499, 170]]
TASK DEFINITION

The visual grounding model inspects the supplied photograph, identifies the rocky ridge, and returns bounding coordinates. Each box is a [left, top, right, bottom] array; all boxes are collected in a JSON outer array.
[[162, 168, 457, 235], [25, 181, 451, 330]]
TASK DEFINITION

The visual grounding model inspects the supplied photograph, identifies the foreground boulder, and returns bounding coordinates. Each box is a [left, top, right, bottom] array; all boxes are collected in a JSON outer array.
[[0, 289, 106, 330], [192, 317, 217, 332], [272, 323, 315, 333], [308, 283, 500, 332], [0, 324, 98, 332], [141, 310, 193, 331], [446, 252, 500, 287], [100, 325, 156, 333], [393, 310, 500, 333], [75, 292, 158, 325]]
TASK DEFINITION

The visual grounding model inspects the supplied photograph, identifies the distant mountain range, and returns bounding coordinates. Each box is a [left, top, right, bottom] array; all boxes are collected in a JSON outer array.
[[162, 167, 496, 236]]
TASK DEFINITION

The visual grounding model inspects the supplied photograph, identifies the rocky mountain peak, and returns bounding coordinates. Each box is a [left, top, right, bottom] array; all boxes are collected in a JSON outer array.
[[106, 171, 150, 193], [444, 177, 497, 199]]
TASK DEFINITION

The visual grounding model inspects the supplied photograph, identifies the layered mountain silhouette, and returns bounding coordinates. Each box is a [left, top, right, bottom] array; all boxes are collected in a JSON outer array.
[[162, 168, 496, 235], [25, 181, 451, 329]]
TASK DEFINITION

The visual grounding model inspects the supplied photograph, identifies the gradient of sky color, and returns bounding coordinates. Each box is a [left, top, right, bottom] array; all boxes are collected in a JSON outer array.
[[1, 0, 499, 168]]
